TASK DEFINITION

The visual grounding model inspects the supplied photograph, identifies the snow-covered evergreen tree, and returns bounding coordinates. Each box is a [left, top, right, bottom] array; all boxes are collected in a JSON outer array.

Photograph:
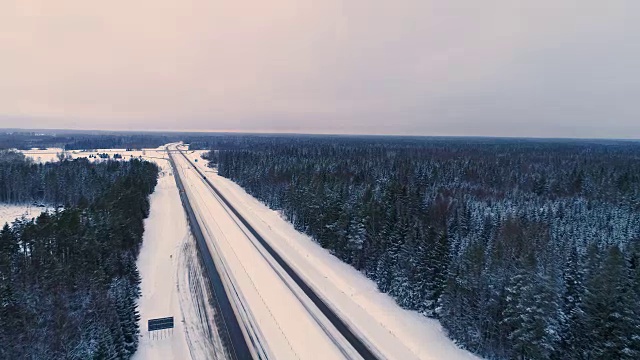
[[206, 135, 640, 359]]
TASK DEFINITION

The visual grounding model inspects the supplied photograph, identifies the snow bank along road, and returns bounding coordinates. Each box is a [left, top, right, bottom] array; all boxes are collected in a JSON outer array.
[[169, 145, 377, 360], [168, 148, 253, 360], [132, 151, 228, 360], [178, 145, 479, 360]]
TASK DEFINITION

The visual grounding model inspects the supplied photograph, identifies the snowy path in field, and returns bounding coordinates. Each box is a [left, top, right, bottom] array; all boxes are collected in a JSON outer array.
[[132, 164, 192, 359], [184, 148, 479, 360], [132, 151, 228, 360]]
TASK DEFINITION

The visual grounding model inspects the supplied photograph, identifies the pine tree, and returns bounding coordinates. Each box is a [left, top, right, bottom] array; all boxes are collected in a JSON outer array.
[[582, 246, 636, 359], [204, 135, 640, 359], [346, 214, 367, 269], [557, 247, 586, 358], [502, 271, 560, 359], [93, 329, 118, 360], [627, 241, 640, 358]]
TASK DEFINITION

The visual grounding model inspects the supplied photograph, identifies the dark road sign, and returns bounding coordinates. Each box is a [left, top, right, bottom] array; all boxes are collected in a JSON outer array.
[[148, 317, 174, 331]]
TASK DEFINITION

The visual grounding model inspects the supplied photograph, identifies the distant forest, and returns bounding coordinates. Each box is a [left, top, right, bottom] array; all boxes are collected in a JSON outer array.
[[201, 136, 640, 359], [0, 131, 177, 150], [0, 150, 158, 359], [0, 130, 254, 151], [0, 150, 149, 206]]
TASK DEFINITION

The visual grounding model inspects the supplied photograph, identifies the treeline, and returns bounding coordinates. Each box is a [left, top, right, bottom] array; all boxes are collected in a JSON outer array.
[[62, 135, 174, 150], [0, 131, 177, 150], [0, 150, 143, 206], [0, 132, 66, 150], [208, 136, 640, 359], [0, 152, 158, 359], [185, 133, 305, 151]]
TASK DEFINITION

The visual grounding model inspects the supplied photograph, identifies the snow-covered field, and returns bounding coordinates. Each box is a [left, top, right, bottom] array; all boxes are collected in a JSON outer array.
[[183, 147, 478, 360], [0, 204, 43, 227], [20, 148, 153, 163], [19, 148, 66, 163]]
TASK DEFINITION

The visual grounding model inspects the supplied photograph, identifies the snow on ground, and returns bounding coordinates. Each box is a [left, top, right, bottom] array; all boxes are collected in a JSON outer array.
[[184, 148, 479, 360], [0, 204, 44, 227], [20, 148, 152, 163], [15, 144, 478, 359], [176, 233, 229, 359], [18, 147, 224, 359], [174, 150, 351, 359], [132, 160, 192, 359], [129, 150, 227, 360], [19, 148, 66, 163]]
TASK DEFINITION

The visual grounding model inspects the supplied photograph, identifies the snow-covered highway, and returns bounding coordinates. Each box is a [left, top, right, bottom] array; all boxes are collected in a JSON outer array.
[[170, 145, 362, 359], [18, 145, 478, 360], [169, 143, 479, 360]]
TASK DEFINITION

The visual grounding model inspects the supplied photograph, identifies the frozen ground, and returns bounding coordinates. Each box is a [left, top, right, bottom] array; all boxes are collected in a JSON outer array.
[[132, 160, 192, 359], [183, 148, 479, 360], [20, 148, 152, 163], [19, 148, 66, 163], [0, 204, 43, 227]]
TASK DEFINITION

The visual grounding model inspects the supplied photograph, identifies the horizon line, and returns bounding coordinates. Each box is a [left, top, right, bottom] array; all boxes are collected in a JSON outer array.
[[1, 126, 639, 142]]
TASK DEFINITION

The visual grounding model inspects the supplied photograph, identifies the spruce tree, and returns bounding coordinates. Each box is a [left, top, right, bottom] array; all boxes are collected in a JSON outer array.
[[582, 246, 635, 359]]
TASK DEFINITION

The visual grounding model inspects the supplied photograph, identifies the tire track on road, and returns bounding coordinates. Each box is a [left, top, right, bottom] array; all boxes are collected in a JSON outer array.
[[178, 149, 381, 360]]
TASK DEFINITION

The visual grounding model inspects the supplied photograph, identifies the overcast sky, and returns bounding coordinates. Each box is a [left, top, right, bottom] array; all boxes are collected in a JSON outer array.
[[1, 1, 638, 138]]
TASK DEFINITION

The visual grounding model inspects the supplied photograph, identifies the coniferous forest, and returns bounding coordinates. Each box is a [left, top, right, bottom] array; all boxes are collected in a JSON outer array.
[[0, 131, 176, 151], [0, 150, 158, 359], [203, 136, 640, 359]]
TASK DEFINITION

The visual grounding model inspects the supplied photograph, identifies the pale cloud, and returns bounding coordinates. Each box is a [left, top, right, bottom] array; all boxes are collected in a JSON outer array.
[[0, 0, 638, 138]]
